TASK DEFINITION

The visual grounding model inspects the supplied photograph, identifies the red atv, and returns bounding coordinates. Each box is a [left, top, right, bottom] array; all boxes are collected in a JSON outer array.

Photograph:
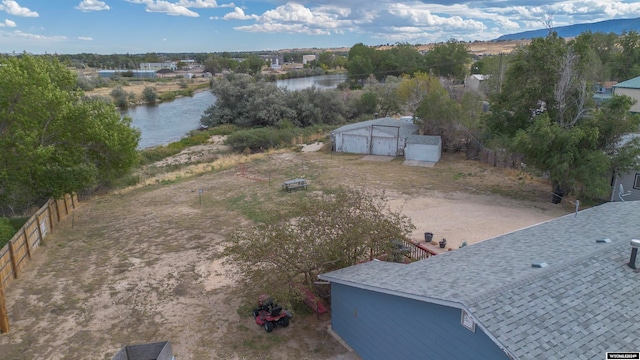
[[252, 295, 293, 332]]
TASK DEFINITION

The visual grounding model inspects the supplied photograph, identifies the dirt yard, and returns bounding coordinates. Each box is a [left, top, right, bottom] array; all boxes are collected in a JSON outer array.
[[0, 144, 570, 359]]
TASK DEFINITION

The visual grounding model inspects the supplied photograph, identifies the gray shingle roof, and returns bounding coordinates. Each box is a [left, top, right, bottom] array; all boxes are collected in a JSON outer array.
[[332, 117, 419, 138], [320, 201, 640, 359]]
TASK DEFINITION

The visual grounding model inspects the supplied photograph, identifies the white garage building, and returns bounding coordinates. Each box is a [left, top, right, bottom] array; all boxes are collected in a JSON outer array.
[[404, 135, 442, 162], [331, 118, 419, 156]]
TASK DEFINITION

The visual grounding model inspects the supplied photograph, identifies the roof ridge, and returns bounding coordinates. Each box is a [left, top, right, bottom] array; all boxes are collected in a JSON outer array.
[[462, 239, 625, 307]]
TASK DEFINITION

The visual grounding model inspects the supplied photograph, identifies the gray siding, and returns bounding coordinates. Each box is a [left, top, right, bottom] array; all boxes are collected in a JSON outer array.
[[331, 283, 509, 360], [405, 144, 440, 162], [611, 171, 640, 202]]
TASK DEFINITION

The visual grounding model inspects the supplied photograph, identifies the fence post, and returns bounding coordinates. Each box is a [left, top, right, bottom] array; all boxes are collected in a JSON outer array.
[[8, 241, 17, 280], [0, 287, 9, 333], [34, 214, 43, 247], [55, 198, 61, 223], [22, 227, 31, 259], [48, 200, 54, 231]]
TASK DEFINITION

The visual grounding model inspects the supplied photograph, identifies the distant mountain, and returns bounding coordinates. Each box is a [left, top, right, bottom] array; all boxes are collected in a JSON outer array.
[[496, 17, 640, 41]]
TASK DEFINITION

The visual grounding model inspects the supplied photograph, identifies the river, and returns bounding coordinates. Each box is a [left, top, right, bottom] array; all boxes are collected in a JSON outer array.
[[125, 73, 347, 149]]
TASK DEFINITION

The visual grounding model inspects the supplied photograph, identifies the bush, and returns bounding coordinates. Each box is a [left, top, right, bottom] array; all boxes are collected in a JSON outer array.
[[142, 86, 157, 103], [0, 217, 15, 248], [110, 86, 128, 108], [225, 127, 298, 153]]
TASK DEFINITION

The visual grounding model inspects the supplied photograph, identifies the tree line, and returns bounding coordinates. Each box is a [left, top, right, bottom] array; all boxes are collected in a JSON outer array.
[[0, 55, 140, 215]]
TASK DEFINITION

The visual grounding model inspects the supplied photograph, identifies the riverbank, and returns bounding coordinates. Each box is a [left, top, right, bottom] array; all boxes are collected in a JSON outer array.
[[85, 77, 211, 102]]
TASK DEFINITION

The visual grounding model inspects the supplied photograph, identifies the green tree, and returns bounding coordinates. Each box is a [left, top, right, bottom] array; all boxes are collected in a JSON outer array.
[[611, 31, 640, 81], [0, 55, 140, 211], [425, 39, 472, 82], [484, 33, 640, 199], [347, 43, 376, 83], [396, 71, 442, 115], [222, 188, 415, 304]]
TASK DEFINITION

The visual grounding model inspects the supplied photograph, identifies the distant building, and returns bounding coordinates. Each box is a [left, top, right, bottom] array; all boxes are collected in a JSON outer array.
[[464, 74, 489, 92], [139, 61, 177, 71], [302, 54, 316, 65], [594, 81, 617, 107], [98, 70, 156, 79]]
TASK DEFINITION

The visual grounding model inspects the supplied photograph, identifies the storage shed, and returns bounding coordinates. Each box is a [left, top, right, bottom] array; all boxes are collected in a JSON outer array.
[[331, 118, 419, 156], [404, 135, 441, 162]]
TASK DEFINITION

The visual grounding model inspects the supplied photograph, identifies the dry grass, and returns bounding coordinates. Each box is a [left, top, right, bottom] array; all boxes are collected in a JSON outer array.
[[0, 147, 573, 360]]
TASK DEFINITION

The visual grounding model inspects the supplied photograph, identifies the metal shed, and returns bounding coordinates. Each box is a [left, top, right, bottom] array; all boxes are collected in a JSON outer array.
[[331, 118, 419, 156], [404, 135, 441, 162]]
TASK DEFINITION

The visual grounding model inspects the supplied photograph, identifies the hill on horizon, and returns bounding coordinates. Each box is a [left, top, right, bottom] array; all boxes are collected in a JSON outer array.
[[496, 17, 640, 41]]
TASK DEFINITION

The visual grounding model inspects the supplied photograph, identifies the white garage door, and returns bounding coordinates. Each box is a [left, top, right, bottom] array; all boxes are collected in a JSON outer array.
[[341, 134, 369, 154], [371, 136, 397, 156]]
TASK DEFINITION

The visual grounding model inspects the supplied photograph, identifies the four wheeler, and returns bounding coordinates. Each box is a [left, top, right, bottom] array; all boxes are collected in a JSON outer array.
[[252, 295, 293, 332]]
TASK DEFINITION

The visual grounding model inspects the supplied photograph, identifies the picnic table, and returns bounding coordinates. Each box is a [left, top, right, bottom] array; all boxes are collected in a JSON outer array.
[[282, 178, 308, 192]]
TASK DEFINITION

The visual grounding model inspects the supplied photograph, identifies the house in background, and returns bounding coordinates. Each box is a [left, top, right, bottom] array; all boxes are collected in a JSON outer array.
[[331, 118, 419, 157], [139, 61, 177, 71], [613, 76, 640, 112], [320, 201, 640, 359], [611, 133, 640, 202], [464, 74, 489, 92], [594, 81, 617, 107], [302, 54, 317, 65]]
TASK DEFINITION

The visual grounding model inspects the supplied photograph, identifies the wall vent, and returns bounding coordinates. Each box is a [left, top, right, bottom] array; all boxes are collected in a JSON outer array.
[[531, 262, 548, 268]]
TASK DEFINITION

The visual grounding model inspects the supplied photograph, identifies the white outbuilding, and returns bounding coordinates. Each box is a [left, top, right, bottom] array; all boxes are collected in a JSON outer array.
[[404, 135, 442, 163], [331, 118, 419, 156]]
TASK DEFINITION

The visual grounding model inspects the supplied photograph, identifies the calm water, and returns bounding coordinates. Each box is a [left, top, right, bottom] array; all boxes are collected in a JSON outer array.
[[124, 91, 216, 149], [125, 74, 347, 149]]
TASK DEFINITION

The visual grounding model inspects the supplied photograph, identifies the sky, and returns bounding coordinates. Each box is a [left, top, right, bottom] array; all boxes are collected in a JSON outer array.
[[0, 0, 640, 54]]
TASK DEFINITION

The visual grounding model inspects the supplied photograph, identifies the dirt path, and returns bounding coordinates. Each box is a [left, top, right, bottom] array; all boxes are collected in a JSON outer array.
[[0, 150, 570, 359]]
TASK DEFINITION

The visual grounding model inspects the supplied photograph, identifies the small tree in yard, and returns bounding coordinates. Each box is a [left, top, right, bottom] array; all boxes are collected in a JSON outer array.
[[223, 187, 415, 305]]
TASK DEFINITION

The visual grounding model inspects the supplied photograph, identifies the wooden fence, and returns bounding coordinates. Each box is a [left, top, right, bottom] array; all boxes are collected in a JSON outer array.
[[0, 194, 78, 333], [0, 193, 78, 289], [0, 194, 78, 289]]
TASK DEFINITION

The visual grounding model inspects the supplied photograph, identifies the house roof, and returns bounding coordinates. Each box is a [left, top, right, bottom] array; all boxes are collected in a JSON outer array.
[[320, 201, 640, 359], [332, 117, 419, 138], [613, 76, 640, 89]]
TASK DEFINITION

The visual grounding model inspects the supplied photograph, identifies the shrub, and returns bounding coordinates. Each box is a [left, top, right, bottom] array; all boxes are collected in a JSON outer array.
[[0, 217, 15, 248], [142, 86, 157, 103]]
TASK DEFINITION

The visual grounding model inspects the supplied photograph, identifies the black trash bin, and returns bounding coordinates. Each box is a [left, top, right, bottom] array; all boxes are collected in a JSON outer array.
[[424, 232, 433, 242]]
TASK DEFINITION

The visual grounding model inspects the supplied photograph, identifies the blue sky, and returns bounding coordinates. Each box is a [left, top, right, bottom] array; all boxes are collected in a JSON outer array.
[[1, 0, 640, 54]]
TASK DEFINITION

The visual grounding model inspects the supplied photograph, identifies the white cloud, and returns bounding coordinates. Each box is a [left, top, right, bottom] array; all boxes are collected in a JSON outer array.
[[0, 18, 15, 27], [78, 36, 93, 41], [0, 0, 38, 17], [177, 0, 234, 9], [223, 7, 257, 20], [13, 30, 66, 40], [386, 4, 485, 31], [233, 3, 347, 35], [125, 0, 199, 17], [76, 0, 111, 12]]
